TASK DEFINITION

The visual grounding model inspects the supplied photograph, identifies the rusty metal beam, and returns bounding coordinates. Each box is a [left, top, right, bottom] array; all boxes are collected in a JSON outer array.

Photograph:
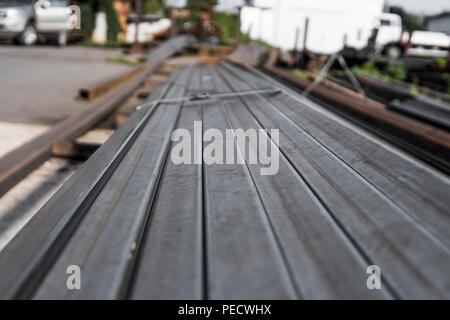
[[51, 139, 100, 160], [78, 68, 142, 101]]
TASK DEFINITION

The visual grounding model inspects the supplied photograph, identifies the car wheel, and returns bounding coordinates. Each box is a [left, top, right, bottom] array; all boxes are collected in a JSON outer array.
[[386, 45, 402, 59], [20, 24, 38, 46], [57, 31, 67, 47]]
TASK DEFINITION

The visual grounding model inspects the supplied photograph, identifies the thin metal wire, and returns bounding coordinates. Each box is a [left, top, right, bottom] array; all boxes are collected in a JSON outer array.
[[136, 88, 282, 110]]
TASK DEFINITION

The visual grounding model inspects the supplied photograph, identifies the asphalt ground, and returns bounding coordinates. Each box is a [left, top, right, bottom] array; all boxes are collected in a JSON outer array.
[[0, 45, 134, 124]]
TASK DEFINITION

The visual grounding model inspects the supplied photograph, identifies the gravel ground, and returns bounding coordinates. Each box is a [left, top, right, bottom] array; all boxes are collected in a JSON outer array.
[[0, 45, 134, 124]]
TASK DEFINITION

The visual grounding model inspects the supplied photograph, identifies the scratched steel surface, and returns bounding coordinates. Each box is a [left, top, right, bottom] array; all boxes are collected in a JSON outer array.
[[0, 62, 449, 300]]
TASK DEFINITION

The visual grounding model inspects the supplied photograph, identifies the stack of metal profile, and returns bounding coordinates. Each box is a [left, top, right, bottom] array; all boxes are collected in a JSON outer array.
[[145, 35, 196, 61], [0, 61, 449, 300]]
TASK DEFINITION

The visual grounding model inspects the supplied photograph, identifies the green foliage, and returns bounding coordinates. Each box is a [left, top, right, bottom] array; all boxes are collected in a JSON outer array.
[[212, 12, 236, 46], [142, 0, 165, 14], [291, 69, 310, 80], [352, 61, 388, 81], [402, 14, 426, 31], [100, 0, 122, 43], [389, 6, 426, 31], [79, 3, 95, 36], [253, 39, 274, 50], [351, 61, 407, 82], [435, 57, 448, 70], [385, 64, 407, 81], [410, 85, 419, 96], [212, 12, 273, 47], [187, 0, 217, 13], [107, 56, 142, 66], [75, 0, 122, 42]]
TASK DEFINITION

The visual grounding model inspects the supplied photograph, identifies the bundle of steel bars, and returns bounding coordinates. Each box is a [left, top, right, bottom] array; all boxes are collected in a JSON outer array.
[[145, 35, 196, 61], [0, 61, 449, 300]]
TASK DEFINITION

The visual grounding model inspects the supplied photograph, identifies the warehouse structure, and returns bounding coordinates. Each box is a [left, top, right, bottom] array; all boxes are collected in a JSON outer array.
[[427, 12, 450, 35]]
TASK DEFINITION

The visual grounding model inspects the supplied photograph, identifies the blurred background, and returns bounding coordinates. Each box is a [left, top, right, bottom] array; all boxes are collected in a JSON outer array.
[[1, 0, 449, 125]]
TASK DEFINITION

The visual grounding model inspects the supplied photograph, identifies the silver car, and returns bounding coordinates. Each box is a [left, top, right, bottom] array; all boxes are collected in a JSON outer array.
[[0, 0, 72, 46]]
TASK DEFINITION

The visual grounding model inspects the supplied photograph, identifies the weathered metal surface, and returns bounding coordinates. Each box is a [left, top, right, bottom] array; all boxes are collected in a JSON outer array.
[[0, 61, 449, 300]]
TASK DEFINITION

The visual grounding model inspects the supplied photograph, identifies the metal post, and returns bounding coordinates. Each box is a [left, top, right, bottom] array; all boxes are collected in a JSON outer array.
[[294, 27, 300, 52], [134, 0, 142, 46], [169, 7, 176, 38], [303, 17, 309, 52], [235, 6, 242, 49]]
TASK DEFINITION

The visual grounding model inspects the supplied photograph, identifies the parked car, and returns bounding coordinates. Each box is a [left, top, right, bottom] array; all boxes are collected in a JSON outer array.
[[0, 0, 72, 46]]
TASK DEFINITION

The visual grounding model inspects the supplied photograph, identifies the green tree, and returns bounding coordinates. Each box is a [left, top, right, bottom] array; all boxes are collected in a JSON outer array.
[[79, 1, 95, 37], [74, 0, 121, 42], [187, 0, 217, 13], [100, 0, 122, 42], [389, 6, 426, 31], [212, 12, 237, 46], [142, 0, 165, 14]]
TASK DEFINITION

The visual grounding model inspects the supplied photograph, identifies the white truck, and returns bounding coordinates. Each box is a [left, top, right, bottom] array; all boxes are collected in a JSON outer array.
[[241, 0, 450, 58], [0, 0, 73, 46], [375, 13, 450, 58]]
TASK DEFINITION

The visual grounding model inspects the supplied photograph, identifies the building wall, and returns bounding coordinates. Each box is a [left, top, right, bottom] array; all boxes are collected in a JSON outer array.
[[241, 0, 384, 54], [428, 16, 450, 35]]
